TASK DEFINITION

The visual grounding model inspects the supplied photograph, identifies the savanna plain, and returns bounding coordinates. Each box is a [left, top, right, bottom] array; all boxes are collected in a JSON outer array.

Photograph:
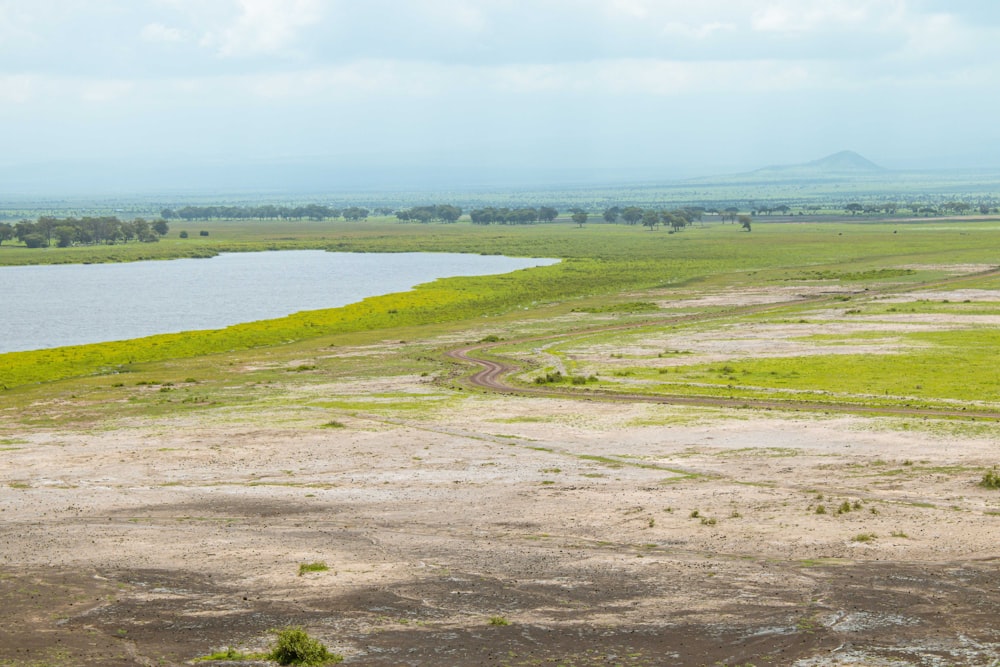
[[3, 218, 1000, 666]]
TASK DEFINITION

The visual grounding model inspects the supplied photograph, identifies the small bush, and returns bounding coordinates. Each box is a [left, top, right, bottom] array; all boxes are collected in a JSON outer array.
[[815, 504, 826, 515], [298, 562, 329, 576], [479, 334, 502, 343], [179, 230, 189, 238], [488, 616, 510, 626], [852, 532, 877, 543], [199, 230, 209, 236], [321, 420, 346, 429], [267, 627, 341, 666], [981, 467, 1000, 489], [534, 371, 563, 385]]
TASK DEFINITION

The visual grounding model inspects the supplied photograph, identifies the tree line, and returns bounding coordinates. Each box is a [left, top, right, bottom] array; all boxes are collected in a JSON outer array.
[[469, 207, 559, 225], [162, 205, 380, 221], [0, 216, 169, 248]]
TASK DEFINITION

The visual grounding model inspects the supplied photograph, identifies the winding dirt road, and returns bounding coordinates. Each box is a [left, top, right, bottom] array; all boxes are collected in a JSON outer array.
[[444, 278, 1000, 421]]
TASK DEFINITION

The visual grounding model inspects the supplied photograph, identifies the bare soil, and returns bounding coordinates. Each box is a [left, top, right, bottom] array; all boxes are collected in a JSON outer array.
[[2, 290, 1000, 665]]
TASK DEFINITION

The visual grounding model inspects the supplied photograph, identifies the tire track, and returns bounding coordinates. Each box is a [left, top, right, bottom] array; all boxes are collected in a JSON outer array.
[[444, 270, 1000, 421]]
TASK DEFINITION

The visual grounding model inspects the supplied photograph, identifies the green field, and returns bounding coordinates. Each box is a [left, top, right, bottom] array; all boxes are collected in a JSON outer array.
[[2, 217, 1000, 415]]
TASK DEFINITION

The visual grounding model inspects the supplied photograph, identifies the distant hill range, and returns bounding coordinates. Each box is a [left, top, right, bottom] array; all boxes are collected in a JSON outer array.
[[691, 150, 887, 184]]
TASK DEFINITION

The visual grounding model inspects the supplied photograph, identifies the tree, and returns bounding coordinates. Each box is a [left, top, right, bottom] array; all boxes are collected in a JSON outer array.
[[0, 222, 12, 246], [538, 206, 558, 222], [54, 225, 76, 247], [23, 233, 47, 248], [437, 204, 462, 223], [845, 203, 864, 216], [738, 214, 752, 231], [621, 206, 643, 225], [571, 211, 588, 228], [641, 210, 660, 231], [152, 219, 170, 236], [603, 207, 620, 224], [342, 206, 369, 221]]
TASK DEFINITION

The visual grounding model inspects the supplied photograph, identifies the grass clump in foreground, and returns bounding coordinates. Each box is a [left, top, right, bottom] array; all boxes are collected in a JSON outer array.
[[298, 561, 330, 576], [196, 647, 262, 662], [268, 627, 342, 665], [981, 467, 1000, 489]]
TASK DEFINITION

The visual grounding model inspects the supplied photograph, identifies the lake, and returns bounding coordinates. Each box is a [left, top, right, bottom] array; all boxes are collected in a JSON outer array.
[[0, 251, 558, 354]]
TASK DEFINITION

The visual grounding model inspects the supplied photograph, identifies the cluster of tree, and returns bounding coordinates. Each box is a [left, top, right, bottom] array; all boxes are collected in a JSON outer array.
[[844, 201, 999, 216], [395, 204, 463, 223], [161, 205, 370, 221], [468, 206, 559, 225], [0, 217, 167, 248], [602, 206, 704, 231]]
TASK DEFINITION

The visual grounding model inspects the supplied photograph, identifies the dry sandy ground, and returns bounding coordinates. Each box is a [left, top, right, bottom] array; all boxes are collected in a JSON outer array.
[[3, 387, 1000, 666], [2, 291, 1000, 665]]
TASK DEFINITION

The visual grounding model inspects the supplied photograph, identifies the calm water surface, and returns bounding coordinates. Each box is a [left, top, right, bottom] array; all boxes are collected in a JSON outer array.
[[1, 251, 557, 353]]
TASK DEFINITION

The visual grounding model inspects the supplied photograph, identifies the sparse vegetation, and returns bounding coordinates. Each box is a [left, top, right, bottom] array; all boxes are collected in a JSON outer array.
[[298, 562, 329, 576], [980, 467, 1000, 489], [267, 627, 342, 666]]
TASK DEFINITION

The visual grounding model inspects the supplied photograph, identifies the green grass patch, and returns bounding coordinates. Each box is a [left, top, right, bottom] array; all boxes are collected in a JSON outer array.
[[298, 562, 330, 576]]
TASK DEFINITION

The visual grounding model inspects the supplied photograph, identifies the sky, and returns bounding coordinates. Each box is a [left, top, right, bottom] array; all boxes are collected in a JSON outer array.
[[2, 0, 1000, 193]]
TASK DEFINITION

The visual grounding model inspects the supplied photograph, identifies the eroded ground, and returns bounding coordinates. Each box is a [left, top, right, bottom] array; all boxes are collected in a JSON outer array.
[[2, 278, 1000, 666]]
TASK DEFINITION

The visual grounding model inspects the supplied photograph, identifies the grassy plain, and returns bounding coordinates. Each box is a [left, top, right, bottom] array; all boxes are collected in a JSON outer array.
[[3, 216, 1000, 665], [3, 218, 1000, 392]]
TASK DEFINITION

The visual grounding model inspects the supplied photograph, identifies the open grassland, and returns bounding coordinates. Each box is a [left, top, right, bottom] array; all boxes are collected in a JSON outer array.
[[3, 219, 1000, 391], [3, 218, 1000, 665]]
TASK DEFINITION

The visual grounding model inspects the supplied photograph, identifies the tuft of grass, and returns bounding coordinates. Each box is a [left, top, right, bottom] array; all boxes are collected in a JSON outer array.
[[196, 647, 263, 662], [298, 562, 329, 576], [980, 467, 1000, 489], [852, 532, 877, 543], [488, 616, 510, 626], [320, 420, 346, 429], [267, 627, 342, 666]]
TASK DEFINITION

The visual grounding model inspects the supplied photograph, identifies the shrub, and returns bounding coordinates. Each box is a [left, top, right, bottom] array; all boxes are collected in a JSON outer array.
[[199, 230, 209, 236], [298, 562, 329, 576], [179, 230, 189, 238], [488, 616, 510, 626], [267, 627, 341, 666], [981, 467, 1000, 489]]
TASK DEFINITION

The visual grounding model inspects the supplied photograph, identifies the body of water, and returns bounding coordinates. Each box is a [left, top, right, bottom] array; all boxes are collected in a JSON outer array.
[[0, 251, 557, 353]]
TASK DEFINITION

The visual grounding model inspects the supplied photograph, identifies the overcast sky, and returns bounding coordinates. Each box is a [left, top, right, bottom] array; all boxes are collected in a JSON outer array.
[[2, 0, 999, 192]]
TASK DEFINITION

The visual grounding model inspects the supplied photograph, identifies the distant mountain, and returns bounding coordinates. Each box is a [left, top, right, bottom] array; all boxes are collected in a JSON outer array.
[[756, 150, 885, 175], [690, 150, 887, 184]]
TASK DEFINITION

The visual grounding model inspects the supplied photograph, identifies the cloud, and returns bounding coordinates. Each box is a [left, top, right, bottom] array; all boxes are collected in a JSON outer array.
[[201, 0, 325, 58], [0, 74, 36, 104], [140, 22, 186, 43]]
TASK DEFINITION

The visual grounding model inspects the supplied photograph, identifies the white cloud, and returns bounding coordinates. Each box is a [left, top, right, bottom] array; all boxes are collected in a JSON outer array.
[[202, 0, 325, 58], [661, 21, 736, 40], [0, 74, 37, 103], [140, 22, 186, 43], [751, 1, 876, 33], [79, 80, 135, 103]]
